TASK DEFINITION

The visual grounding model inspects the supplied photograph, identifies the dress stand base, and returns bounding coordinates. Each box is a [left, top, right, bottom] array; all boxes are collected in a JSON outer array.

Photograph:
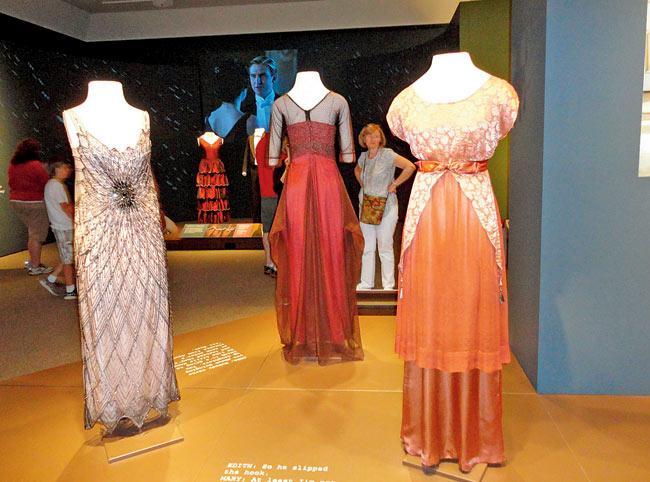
[[103, 417, 184, 463], [302, 355, 343, 363], [402, 455, 487, 481]]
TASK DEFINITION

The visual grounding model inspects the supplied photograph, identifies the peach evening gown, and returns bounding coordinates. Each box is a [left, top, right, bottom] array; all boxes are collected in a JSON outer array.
[[387, 75, 519, 471]]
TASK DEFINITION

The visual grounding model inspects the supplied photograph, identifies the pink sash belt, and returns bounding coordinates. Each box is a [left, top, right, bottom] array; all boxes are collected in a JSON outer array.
[[417, 160, 488, 174]]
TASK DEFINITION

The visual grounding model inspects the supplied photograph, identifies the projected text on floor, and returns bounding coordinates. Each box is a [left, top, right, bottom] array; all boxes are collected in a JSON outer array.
[[174, 342, 246, 375], [219, 462, 335, 482]]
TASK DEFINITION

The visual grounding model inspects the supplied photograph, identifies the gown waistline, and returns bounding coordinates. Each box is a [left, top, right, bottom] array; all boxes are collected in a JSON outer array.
[[417, 160, 488, 174]]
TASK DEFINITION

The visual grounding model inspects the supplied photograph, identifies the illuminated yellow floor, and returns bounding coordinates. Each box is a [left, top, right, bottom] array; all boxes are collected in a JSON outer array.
[[0, 312, 649, 481], [1, 248, 650, 481]]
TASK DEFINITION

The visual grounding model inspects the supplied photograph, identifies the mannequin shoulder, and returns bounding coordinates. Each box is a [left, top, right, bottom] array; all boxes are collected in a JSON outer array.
[[328, 91, 348, 104], [388, 87, 412, 110], [62, 108, 77, 129], [490, 77, 518, 99], [130, 106, 149, 123]]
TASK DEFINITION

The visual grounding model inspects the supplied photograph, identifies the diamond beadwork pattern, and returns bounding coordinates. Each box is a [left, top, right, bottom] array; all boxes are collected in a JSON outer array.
[[68, 110, 179, 432]]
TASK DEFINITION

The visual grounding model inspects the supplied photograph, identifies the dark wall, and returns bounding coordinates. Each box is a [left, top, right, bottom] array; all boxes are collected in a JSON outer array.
[[509, 0, 547, 389], [0, 13, 457, 253]]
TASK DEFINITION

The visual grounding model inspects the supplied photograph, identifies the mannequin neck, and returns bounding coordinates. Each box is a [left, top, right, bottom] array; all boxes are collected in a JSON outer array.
[[287, 71, 330, 110], [413, 52, 491, 104], [64, 80, 144, 151], [199, 131, 222, 145], [82, 81, 131, 111]]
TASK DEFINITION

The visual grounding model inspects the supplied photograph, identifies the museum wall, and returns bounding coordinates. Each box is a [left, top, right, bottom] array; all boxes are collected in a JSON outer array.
[[0, 15, 203, 256], [509, 0, 546, 389], [459, 0, 511, 220], [511, 0, 650, 394], [0, 17, 86, 256], [0, 13, 458, 256], [537, 0, 649, 394]]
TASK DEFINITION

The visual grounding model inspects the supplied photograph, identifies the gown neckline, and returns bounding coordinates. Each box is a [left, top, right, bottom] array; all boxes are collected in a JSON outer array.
[[68, 109, 149, 153], [411, 75, 494, 106], [285, 90, 332, 113]]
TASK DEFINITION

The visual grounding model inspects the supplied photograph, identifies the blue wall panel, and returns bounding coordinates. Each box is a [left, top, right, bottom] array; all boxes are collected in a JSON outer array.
[[538, 0, 650, 393]]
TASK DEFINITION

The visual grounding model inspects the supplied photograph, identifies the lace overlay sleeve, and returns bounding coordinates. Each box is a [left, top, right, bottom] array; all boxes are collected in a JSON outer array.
[[269, 99, 284, 165], [337, 96, 355, 163], [498, 81, 519, 139]]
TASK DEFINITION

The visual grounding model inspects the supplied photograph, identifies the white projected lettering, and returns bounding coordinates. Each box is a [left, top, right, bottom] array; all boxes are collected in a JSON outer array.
[[219, 462, 334, 482], [174, 342, 246, 375]]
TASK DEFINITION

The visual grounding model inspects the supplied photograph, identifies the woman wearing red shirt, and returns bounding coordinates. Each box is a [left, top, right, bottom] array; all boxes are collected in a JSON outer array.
[[8, 138, 53, 275]]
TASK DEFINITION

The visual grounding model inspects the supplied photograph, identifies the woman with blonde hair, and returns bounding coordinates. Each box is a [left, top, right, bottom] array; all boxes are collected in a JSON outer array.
[[354, 123, 415, 290]]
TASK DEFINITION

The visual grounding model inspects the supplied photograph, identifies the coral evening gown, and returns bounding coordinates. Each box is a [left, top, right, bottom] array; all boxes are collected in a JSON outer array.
[[387, 76, 519, 471], [268, 91, 364, 364], [196, 135, 230, 223]]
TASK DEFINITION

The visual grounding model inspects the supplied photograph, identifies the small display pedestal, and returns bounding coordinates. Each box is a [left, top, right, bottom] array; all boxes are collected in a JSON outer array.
[[402, 455, 487, 481], [103, 417, 184, 463]]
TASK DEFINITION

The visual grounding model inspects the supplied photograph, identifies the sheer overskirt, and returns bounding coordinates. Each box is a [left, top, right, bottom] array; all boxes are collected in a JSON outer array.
[[270, 122, 364, 364], [396, 173, 510, 372]]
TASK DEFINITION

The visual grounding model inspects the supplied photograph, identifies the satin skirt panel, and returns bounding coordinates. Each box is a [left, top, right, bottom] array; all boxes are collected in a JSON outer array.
[[401, 361, 505, 471], [270, 153, 364, 364], [396, 172, 510, 372]]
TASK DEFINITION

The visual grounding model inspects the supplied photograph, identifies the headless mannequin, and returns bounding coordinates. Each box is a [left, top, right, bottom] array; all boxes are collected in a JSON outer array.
[[412, 52, 490, 104], [207, 88, 247, 139], [197, 131, 223, 146], [269, 72, 331, 168], [63, 81, 146, 202], [286, 71, 330, 111], [63, 81, 145, 151]]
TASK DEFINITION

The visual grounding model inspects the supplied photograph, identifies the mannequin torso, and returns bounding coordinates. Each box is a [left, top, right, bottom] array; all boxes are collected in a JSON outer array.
[[207, 102, 245, 139], [286, 71, 330, 111], [198, 131, 222, 146], [412, 52, 491, 104], [63, 81, 147, 151]]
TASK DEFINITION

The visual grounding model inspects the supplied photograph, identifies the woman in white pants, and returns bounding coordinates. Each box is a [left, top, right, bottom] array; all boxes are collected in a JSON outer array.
[[355, 124, 415, 290]]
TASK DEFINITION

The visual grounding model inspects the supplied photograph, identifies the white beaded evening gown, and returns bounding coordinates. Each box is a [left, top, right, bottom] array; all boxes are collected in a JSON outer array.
[[67, 110, 179, 432]]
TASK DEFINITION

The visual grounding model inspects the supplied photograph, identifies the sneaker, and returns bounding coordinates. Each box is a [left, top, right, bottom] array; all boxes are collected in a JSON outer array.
[[28, 264, 54, 276], [64, 289, 78, 300], [39, 278, 63, 296], [356, 283, 373, 291], [263, 265, 277, 278]]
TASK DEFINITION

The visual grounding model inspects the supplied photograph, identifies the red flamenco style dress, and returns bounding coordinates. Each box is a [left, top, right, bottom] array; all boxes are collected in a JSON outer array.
[[387, 76, 519, 471], [196, 134, 230, 223], [268, 91, 364, 364]]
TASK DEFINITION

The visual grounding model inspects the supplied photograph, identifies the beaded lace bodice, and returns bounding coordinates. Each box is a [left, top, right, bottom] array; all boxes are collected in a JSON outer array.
[[269, 91, 355, 163], [388, 76, 518, 163]]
